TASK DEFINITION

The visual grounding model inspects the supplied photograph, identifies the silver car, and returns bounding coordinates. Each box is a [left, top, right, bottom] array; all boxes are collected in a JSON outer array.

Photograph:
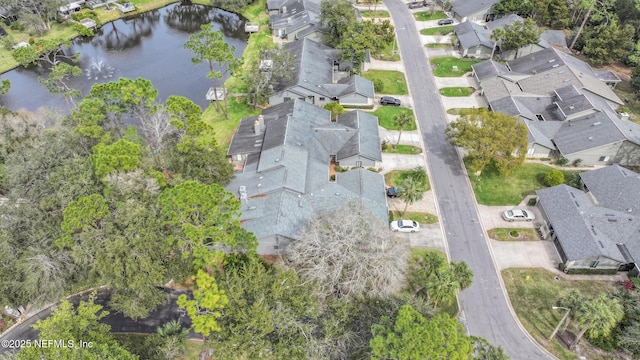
[[502, 209, 535, 222]]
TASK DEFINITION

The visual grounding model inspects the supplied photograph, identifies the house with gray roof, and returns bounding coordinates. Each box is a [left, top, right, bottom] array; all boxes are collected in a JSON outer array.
[[455, 15, 569, 60], [536, 165, 640, 272], [472, 48, 640, 165], [226, 99, 386, 254], [268, 38, 375, 107], [449, 0, 500, 22], [269, 0, 324, 42]]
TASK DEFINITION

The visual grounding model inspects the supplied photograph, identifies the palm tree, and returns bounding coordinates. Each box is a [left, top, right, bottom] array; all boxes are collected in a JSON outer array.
[[490, 27, 506, 59], [451, 261, 473, 290], [409, 251, 446, 297], [393, 112, 414, 146], [427, 269, 459, 309], [570, 294, 624, 349], [398, 176, 424, 216]]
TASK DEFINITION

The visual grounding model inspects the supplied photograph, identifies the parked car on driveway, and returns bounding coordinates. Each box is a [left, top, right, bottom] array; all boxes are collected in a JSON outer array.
[[502, 209, 535, 222], [437, 18, 454, 25], [386, 186, 399, 198], [390, 220, 421, 232], [380, 96, 401, 106], [408, 2, 424, 9]]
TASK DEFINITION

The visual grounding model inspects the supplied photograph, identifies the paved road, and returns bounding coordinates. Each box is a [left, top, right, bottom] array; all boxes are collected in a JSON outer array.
[[384, 1, 551, 358]]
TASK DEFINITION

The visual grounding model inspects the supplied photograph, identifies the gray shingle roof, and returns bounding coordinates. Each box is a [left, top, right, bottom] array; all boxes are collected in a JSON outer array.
[[454, 21, 493, 50], [579, 164, 640, 214], [486, 14, 524, 30], [270, 0, 321, 33], [554, 112, 625, 155], [450, 0, 500, 17], [537, 166, 640, 264], [472, 60, 510, 81], [226, 100, 387, 253]]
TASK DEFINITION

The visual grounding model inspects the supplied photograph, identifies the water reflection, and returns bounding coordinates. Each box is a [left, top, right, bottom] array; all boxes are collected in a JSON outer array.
[[0, 3, 247, 112]]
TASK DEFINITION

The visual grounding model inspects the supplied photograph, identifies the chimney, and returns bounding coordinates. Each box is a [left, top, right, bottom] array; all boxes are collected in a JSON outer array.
[[258, 114, 265, 131], [254, 119, 262, 135]]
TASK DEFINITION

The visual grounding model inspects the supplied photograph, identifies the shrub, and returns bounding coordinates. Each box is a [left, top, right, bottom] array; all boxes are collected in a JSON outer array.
[[373, 78, 384, 92], [0, 35, 15, 50], [544, 169, 564, 186], [405, 166, 427, 183], [572, 158, 583, 167], [527, 197, 537, 206], [555, 157, 569, 166], [28, 38, 35, 45], [381, 140, 389, 151], [323, 102, 345, 120]]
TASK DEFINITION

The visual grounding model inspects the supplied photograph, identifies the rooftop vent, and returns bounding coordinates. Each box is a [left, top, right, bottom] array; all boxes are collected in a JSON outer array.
[[335, 192, 341, 196], [552, 64, 559, 68], [548, 59, 556, 63], [569, 105, 575, 110], [563, 79, 571, 83], [248, 206, 257, 210], [592, 122, 601, 126], [275, 158, 280, 162], [588, 136, 593, 140]]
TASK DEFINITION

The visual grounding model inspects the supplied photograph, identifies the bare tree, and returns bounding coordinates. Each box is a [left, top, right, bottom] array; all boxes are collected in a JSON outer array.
[[282, 201, 408, 300], [138, 107, 175, 153]]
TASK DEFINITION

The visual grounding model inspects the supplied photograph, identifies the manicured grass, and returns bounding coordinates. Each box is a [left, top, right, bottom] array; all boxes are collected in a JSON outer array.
[[487, 228, 539, 241], [370, 107, 416, 130], [372, 38, 400, 61], [240, 0, 270, 26], [382, 144, 422, 154], [425, 43, 453, 48], [360, 10, 390, 18], [202, 96, 260, 148], [502, 268, 615, 360], [361, 70, 408, 95], [225, 28, 273, 93], [419, 25, 454, 36], [390, 211, 438, 224], [430, 56, 481, 77], [446, 108, 484, 115], [439, 87, 474, 97], [384, 170, 430, 191], [414, 11, 447, 21], [467, 162, 582, 205]]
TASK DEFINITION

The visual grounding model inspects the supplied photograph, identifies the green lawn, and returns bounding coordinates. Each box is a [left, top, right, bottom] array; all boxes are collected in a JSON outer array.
[[413, 11, 447, 21], [430, 57, 481, 77], [468, 162, 582, 205], [361, 70, 408, 95], [384, 169, 430, 191], [382, 144, 422, 154], [202, 96, 260, 148], [503, 268, 615, 360], [390, 211, 438, 224], [446, 108, 484, 115], [360, 10, 390, 18], [419, 26, 454, 36], [372, 38, 400, 61], [370, 107, 416, 130], [439, 87, 475, 97], [487, 228, 538, 241], [425, 43, 453, 48]]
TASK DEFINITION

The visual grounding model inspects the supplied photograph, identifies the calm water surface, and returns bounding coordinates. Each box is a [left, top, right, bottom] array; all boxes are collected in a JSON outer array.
[[0, 3, 248, 112]]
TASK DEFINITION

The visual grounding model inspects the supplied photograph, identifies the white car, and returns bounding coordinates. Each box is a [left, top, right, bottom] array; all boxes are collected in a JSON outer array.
[[390, 220, 421, 232], [502, 209, 535, 222]]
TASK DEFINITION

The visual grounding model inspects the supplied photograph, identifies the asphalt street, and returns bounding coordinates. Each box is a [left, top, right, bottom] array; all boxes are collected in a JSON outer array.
[[384, 1, 552, 358]]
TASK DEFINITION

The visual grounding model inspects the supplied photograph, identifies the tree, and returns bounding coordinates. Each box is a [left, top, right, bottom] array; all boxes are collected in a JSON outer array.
[[16, 296, 137, 360], [471, 336, 510, 360], [398, 176, 424, 216], [320, 0, 358, 47], [283, 201, 408, 300], [571, 294, 623, 349], [4, 0, 65, 35], [493, 0, 533, 16], [324, 102, 345, 120], [185, 24, 240, 119], [408, 251, 473, 309], [245, 47, 295, 109], [581, 22, 635, 65], [0, 78, 9, 96], [91, 139, 142, 178], [393, 112, 414, 146], [38, 62, 83, 111], [499, 19, 541, 58], [207, 256, 321, 359], [158, 180, 257, 271], [445, 109, 527, 176], [163, 96, 234, 185], [490, 27, 506, 59], [534, 0, 571, 29], [370, 305, 474, 360], [138, 107, 175, 155], [544, 169, 565, 186], [177, 269, 228, 337]]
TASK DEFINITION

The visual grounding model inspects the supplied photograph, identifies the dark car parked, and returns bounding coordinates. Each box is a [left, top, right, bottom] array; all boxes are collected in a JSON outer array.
[[437, 18, 454, 25], [408, 2, 424, 9], [380, 96, 401, 106], [386, 187, 399, 198]]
